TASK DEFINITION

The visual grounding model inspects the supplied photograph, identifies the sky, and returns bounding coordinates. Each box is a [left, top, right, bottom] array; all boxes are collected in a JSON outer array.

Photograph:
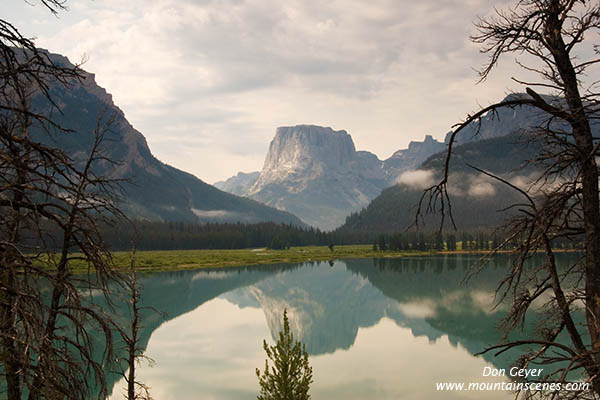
[[7, 0, 537, 184]]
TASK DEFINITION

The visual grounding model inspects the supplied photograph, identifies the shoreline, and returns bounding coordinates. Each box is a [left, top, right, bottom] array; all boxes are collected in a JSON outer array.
[[64, 246, 581, 274]]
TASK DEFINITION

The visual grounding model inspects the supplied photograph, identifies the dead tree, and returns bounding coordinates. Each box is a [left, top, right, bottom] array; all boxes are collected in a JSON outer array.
[[418, 0, 600, 397], [1, 1, 129, 399], [114, 248, 155, 400]]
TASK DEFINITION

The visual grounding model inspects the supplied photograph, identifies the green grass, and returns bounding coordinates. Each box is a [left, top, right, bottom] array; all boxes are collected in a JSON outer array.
[[68, 245, 434, 273]]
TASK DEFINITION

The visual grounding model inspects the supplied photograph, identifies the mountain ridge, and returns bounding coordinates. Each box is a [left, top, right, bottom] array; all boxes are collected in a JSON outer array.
[[338, 132, 544, 232], [216, 125, 446, 230], [30, 50, 305, 226], [217, 93, 583, 231]]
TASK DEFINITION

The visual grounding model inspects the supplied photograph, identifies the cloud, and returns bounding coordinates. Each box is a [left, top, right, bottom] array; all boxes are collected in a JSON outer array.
[[396, 288, 506, 320], [444, 172, 496, 197], [397, 169, 435, 189], [510, 174, 533, 191], [510, 173, 572, 197], [447, 183, 465, 197], [191, 209, 239, 219], [396, 300, 436, 318], [14, 0, 543, 182], [468, 181, 496, 197]]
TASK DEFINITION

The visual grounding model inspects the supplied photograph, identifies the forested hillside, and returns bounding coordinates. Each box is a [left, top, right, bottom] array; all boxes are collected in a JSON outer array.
[[339, 133, 542, 232], [29, 52, 305, 226]]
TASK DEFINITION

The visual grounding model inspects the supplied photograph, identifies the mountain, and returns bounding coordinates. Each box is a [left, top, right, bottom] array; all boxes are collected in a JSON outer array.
[[340, 93, 600, 233], [339, 132, 542, 232], [214, 171, 260, 196], [383, 134, 445, 179], [196, 94, 572, 231], [247, 125, 391, 230], [440, 92, 596, 146], [29, 51, 304, 226], [217, 125, 445, 230], [217, 125, 388, 230], [442, 93, 552, 145]]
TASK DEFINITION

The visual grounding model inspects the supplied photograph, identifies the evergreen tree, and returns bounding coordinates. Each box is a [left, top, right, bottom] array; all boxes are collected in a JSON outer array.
[[446, 234, 457, 251], [433, 233, 444, 250], [256, 310, 313, 400], [268, 236, 286, 250], [389, 233, 403, 251], [417, 232, 427, 251], [377, 234, 388, 251]]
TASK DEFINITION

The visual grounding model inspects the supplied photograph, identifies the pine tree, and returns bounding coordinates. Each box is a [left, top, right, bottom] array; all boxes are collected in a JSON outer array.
[[377, 234, 388, 251], [256, 310, 313, 400], [446, 234, 457, 251]]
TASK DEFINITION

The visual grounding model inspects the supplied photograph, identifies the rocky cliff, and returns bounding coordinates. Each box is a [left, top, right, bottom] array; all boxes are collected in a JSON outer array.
[[246, 125, 388, 230], [218, 125, 446, 230], [383, 135, 445, 181], [214, 171, 260, 196]]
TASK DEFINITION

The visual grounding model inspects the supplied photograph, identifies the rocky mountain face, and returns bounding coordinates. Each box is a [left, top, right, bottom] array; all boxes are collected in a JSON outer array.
[[218, 125, 445, 230], [247, 125, 389, 230], [214, 171, 260, 196], [442, 93, 564, 145], [29, 51, 304, 226], [383, 135, 445, 180], [219, 93, 591, 231]]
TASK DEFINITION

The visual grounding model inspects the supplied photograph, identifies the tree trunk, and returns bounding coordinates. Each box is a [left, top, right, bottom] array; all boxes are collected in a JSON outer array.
[[1, 268, 21, 400], [127, 268, 140, 400], [546, 1, 600, 365], [1, 133, 28, 400]]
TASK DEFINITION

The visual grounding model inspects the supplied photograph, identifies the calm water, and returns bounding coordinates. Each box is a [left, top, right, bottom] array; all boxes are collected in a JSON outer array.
[[103, 255, 574, 400]]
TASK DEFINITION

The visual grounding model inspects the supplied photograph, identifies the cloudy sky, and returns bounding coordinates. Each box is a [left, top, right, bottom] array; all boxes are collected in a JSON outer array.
[[7, 0, 533, 184]]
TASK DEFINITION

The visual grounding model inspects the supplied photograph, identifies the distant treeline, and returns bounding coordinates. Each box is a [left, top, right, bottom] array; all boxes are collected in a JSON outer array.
[[100, 220, 331, 251], [369, 231, 580, 251], [96, 220, 582, 252], [99, 220, 383, 251]]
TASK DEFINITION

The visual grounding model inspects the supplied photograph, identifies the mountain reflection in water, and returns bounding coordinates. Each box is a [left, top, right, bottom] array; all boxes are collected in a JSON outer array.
[[105, 255, 574, 399]]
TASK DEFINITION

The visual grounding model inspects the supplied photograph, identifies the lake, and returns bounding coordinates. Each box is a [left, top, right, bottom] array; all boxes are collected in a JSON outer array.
[[104, 254, 569, 399]]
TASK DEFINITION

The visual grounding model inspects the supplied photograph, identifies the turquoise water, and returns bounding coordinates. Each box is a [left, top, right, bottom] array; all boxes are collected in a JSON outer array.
[[105, 255, 575, 399]]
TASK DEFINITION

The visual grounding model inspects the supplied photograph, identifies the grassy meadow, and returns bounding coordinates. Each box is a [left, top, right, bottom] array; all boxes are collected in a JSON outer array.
[[68, 245, 433, 273]]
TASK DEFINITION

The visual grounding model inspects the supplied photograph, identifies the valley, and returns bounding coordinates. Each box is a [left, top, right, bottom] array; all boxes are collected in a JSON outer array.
[[25, 51, 585, 235]]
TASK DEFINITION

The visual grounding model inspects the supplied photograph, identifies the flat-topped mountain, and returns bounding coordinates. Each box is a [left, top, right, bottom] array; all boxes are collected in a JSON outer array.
[[30, 51, 304, 226], [219, 93, 592, 231], [249, 125, 390, 230], [252, 125, 375, 190], [217, 125, 445, 230], [223, 125, 390, 230]]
